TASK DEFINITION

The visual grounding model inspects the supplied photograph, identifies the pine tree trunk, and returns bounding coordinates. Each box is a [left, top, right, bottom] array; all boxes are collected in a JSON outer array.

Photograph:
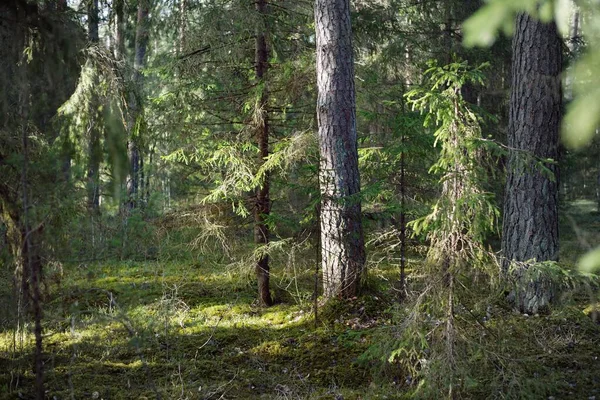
[[502, 13, 562, 314], [315, 0, 365, 299], [127, 0, 149, 210], [254, 0, 272, 306]]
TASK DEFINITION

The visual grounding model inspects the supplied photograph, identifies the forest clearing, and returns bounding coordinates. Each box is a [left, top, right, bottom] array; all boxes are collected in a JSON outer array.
[[2, 0, 600, 398]]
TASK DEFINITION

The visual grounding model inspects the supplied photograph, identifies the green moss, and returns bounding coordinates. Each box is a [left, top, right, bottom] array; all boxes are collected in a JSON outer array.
[[3, 236, 599, 400]]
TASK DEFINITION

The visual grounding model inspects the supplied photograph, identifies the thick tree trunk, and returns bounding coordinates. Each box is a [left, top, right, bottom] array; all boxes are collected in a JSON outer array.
[[502, 14, 562, 314], [254, 0, 272, 306], [315, 0, 365, 299], [127, 0, 149, 210]]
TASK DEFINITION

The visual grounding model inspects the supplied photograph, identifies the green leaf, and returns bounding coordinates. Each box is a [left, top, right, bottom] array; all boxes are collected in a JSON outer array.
[[578, 247, 600, 274], [462, 1, 514, 47], [562, 91, 600, 149], [554, 0, 574, 36]]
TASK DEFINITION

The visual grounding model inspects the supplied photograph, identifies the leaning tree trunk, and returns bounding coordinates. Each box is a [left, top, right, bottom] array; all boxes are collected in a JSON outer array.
[[502, 13, 562, 314], [315, 0, 365, 299], [254, 0, 272, 306], [127, 0, 149, 210]]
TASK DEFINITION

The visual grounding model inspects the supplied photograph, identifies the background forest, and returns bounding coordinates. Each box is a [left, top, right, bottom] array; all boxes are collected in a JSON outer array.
[[1, 0, 600, 399]]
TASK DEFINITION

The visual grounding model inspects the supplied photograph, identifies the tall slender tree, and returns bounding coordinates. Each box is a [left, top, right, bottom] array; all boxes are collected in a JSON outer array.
[[254, 0, 272, 306], [1, 1, 81, 397], [86, 0, 101, 211], [127, 0, 149, 210], [315, 0, 365, 298], [502, 13, 562, 314], [114, 0, 125, 60]]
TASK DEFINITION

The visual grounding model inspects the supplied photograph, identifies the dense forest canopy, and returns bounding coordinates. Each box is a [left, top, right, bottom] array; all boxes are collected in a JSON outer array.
[[1, 0, 599, 398]]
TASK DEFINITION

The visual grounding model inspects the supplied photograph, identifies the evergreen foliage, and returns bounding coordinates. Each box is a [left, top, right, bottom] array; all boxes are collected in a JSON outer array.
[[0, 0, 599, 398]]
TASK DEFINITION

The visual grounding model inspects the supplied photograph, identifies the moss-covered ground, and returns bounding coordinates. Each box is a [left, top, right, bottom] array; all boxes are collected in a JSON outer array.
[[0, 255, 405, 399], [0, 200, 599, 399]]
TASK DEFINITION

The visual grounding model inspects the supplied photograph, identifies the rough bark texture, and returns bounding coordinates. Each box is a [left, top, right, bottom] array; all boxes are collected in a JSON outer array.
[[502, 14, 562, 314], [254, 0, 272, 306], [127, 0, 149, 210], [315, 0, 365, 299]]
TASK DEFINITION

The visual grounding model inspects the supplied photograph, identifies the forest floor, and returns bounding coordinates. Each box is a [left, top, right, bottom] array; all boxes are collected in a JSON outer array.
[[0, 201, 599, 399], [0, 257, 405, 399]]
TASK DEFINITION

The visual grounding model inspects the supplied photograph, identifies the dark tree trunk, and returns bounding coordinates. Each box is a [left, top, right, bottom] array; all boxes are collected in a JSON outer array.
[[114, 0, 125, 60], [315, 0, 365, 299], [86, 0, 100, 212], [502, 14, 562, 314], [127, 0, 149, 210], [597, 156, 600, 212], [19, 66, 45, 400], [133, 1, 149, 80], [254, 0, 272, 307], [87, 0, 99, 43], [399, 141, 407, 298], [146, 149, 153, 202], [127, 141, 140, 209], [0, 4, 81, 396], [139, 152, 145, 205], [22, 227, 44, 400]]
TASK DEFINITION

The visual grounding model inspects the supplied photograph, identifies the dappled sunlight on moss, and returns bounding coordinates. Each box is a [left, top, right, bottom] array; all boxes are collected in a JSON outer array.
[[1, 256, 384, 398], [2, 231, 599, 400]]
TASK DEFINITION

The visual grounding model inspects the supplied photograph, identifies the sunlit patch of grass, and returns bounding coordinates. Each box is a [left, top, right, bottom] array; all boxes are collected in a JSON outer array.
[[2, 251, 396, 399]]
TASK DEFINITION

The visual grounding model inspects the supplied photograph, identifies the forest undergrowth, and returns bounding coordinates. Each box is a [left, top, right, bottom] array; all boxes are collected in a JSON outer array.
[[1, 201, 599, 399]]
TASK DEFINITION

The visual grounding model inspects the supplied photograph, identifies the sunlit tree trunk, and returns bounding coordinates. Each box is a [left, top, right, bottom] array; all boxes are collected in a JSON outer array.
[[315, 0, 365, 299], [127, 0, 149, 210], [502, 13, 562, 314]]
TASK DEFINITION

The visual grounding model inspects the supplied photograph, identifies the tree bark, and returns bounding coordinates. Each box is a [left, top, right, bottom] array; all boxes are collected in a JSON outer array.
[[127, 0, 149, 210], [254, 0, 272, 306], [87, 0, 99, 43], [315, 0, 365, 299], [114, 0, 125, 60], [502, 13, 562, 314], [86, 0, 100, 212]]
